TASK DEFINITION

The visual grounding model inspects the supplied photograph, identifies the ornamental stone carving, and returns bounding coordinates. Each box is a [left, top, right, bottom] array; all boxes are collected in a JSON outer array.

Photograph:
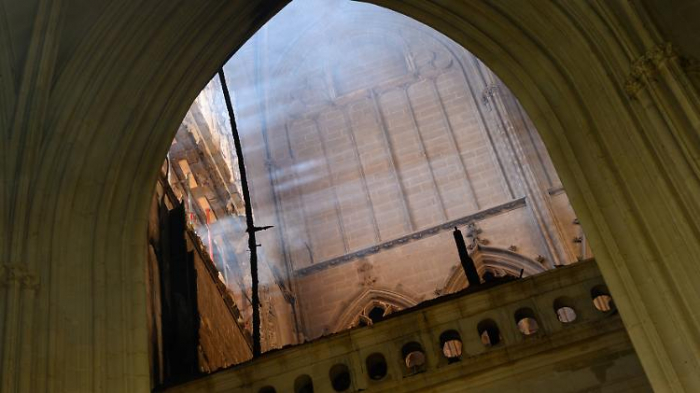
[[625, 42, 681, 97]]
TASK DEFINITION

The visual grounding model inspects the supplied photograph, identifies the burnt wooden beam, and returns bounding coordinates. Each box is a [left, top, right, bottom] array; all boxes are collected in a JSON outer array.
[[218, 69, 262, 358], [453, 226, 481, 287]]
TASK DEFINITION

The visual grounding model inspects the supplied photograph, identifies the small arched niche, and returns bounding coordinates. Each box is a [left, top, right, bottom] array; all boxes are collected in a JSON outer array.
[[439, 330, 463, 363], [477, 319, 502, 347], [591, 285, 615, 312], [366, 352, 388, 381], [329, 364, 351, 392], [294, 374, 314, 393], [514, 307, 540, 336], [553, 297, 577, 323], [401, 341, 427, 374]]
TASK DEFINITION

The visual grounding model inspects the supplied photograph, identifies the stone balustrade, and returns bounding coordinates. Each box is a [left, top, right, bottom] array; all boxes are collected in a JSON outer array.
[[162, 259, 650, 393]]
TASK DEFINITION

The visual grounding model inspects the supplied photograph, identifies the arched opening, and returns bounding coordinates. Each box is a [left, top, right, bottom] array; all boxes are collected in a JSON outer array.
[[440, 246, 546, 294], [477, 319, 502, 347], [366, 353, 388, 381], [439, 330, 463, 363], [514, 308, 540, 336], [553, 297, 577, 324], [294, 374, 314, 393], [329, 364, 351, 392], [367, 307, 386, 323], [333, 289, 417, 332], [591, 285, 615, 313], [401, 341, 427, 374], [145, 1, 594, 380], [23, 0, 699, 390]]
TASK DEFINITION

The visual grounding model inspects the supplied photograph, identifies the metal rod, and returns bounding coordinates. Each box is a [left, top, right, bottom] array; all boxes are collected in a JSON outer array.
[[453, 227, 481, 287], [218, 69, 261, 357]]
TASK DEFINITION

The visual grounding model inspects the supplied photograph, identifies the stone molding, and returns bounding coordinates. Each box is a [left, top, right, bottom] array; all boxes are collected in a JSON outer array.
[[439, 245, 547, 295], [295, 197, 526, 277], [330, 287, 418, 333]]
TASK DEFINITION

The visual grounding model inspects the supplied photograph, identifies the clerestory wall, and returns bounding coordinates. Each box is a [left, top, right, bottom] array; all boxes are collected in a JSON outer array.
[[197, 0, 588, 340]]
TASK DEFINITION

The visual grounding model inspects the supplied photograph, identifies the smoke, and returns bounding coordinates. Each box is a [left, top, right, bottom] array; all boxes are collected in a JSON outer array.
[[268, 159, 324, 192], [195, 213, 282, 301], [193, 0, 461, 276]]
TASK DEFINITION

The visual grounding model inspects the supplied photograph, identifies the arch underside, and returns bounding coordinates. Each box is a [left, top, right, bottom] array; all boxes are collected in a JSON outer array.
[[2, 1, 700, 392]]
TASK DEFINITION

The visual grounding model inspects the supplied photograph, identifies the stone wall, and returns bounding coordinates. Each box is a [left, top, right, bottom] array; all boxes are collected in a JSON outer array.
[[215, 0, 589, 340], [161, 260, 651, 393], [167, 78, 302, 350], [146, 177, 253, 387]]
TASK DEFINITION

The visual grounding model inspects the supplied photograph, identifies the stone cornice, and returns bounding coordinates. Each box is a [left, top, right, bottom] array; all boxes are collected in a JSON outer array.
[[295, 197, 526, 277]]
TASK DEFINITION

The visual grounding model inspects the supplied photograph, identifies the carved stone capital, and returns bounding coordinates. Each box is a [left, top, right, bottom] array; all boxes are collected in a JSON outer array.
[[625, 42, 680, 97]]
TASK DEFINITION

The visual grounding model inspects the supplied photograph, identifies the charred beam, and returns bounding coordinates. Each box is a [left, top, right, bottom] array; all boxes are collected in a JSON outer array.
[[453, 227, 481, 287], [218, 69, 262, 358]]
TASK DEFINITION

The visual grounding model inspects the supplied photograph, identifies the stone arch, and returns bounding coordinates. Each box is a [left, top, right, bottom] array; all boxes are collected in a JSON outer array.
[[331, 288, 418, 333], [3, 1, 699, 391], [441, 246, 545, 294]]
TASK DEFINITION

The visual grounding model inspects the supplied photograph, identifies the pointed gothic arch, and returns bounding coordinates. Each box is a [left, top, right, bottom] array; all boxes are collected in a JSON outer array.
[[441, 245, 546, 294], [331, 288, 418, 333], [4, 0, 698, 390]]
